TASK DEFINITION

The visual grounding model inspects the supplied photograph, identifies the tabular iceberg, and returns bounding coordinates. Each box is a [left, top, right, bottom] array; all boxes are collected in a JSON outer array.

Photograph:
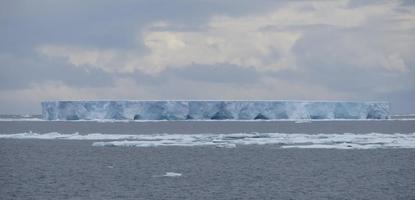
[[41, 100, 390, 120]]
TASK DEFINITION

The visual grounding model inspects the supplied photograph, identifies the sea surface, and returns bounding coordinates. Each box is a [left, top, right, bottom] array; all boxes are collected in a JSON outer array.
[[1, 119, 415, 199]]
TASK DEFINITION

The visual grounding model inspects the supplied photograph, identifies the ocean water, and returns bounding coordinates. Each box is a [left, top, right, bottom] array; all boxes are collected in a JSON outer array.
[[1, 120, 415, 199], [1, 119, 414, 134]]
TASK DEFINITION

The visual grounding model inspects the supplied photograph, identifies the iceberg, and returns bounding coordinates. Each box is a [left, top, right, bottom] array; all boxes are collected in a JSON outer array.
[[41, 100, 390, 120]]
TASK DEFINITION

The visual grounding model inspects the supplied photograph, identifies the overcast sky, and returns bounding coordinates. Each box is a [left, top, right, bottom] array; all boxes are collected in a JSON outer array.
[[0, 0, 414, 114]]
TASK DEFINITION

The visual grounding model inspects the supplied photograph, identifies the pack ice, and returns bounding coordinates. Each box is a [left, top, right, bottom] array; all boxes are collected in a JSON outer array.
[[41, 100, 390, 120]]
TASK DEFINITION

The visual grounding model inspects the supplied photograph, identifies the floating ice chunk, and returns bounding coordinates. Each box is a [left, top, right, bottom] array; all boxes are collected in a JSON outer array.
[[0, 132, 140, 140], [162, 172, 182, 177]]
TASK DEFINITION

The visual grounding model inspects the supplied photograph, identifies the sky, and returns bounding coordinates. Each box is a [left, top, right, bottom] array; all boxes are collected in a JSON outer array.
[[0, 0, 414, 114]]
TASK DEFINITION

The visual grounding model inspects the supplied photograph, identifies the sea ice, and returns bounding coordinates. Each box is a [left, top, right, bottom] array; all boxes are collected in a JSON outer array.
[[162, 172, 182, 177], [1, 132, 414, 149]]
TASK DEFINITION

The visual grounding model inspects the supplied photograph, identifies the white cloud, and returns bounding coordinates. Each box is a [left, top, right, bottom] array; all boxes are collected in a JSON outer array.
[[37, 46, 119, 72], [36, 1, 413, 75], [382, 53, 408, 73]]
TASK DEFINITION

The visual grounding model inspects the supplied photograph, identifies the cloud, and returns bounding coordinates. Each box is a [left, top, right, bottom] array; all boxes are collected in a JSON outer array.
[[37, 1, 413, 75], [162, 64, 260, 84], [291, 19, 415, 95], [0, 0, 284, 54], [0, 53, 114, 89], [37, 24, 300, 74], [1, 0, 414, 114], [0, 78, 158, 113]]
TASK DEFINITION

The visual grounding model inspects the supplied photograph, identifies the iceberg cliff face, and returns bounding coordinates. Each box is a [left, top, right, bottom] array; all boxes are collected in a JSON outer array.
[[41, 101, 390, 120]]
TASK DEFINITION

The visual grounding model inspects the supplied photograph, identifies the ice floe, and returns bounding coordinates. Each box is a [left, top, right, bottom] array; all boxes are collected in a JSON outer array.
[[162, 172, 182, 177], [1, 132, 415, 149]]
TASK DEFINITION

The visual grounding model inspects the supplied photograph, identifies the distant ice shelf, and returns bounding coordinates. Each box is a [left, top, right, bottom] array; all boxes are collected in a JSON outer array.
[[41, 100, 390, 120]]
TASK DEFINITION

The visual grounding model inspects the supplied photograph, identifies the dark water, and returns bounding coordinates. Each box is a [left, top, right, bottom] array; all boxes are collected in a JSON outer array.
[[0, 114, 41, 119], [1, 120, 415, 199], [1, 140, 415, 200], [1, 120, 414, 134]]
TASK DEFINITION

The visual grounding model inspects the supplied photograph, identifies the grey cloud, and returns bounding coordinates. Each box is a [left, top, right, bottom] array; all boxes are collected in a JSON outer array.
[[260, 24, 336, 32], [121, 63, 261, 89], [293, 25, 413, 83], [0, 0, 285, 54], [400, 0, 415, 6], [289, 24, 415, 113], [379, 89, 415, 114], [0, 55, 260, 91], [0, 54, 114, 89], [161, 64, 260, 84], [122, 71, 168, 86], [347, 0, 388, 8]]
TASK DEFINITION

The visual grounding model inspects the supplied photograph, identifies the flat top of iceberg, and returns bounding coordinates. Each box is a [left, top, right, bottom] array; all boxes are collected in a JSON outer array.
[[42, 99, 390, 103]]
